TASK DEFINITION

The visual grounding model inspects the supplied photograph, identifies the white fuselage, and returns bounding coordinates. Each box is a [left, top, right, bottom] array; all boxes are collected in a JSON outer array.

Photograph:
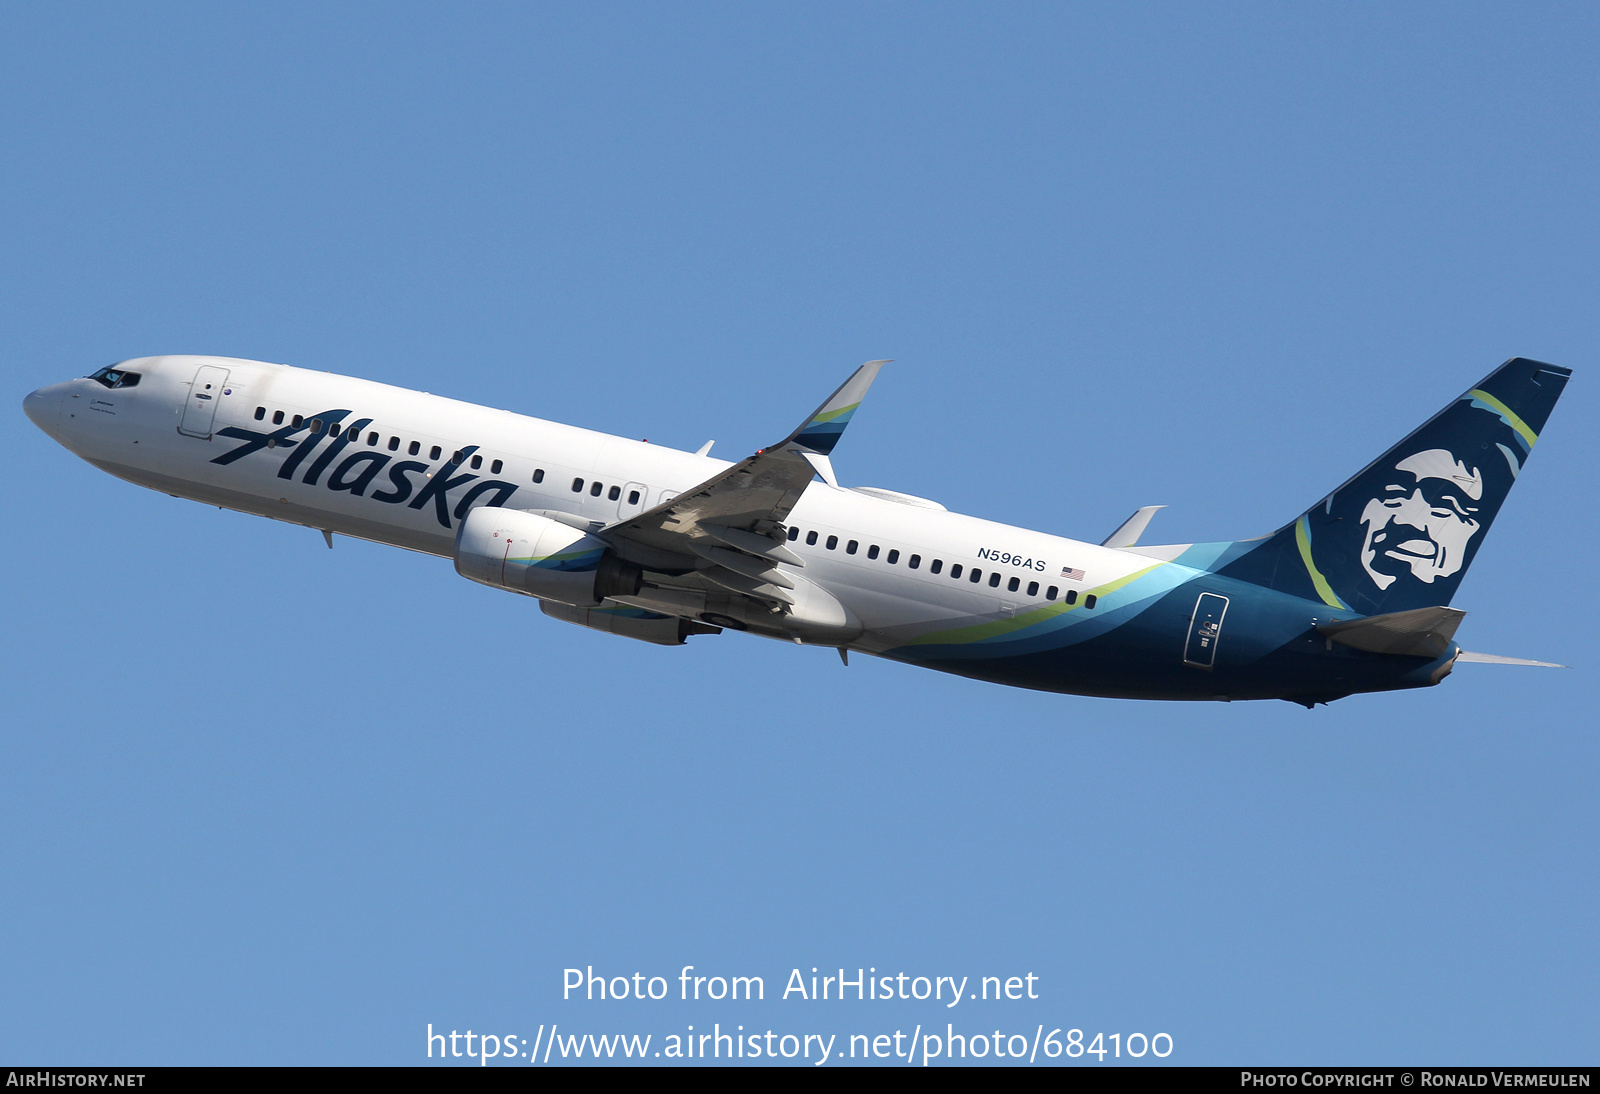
[[27, 355, 1165, 655]]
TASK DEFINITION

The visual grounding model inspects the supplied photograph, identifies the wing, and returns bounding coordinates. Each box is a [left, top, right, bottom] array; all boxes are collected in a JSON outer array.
[[602, 360, 888, 605]]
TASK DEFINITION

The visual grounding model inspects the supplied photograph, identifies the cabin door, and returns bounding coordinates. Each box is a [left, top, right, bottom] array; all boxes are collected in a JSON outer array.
[[178, 365, 231, 438], [1183, 592, 1230, 670]]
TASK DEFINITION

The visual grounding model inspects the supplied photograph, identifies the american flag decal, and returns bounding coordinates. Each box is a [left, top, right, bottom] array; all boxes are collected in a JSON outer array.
[[1060, 566, 1086, 581]]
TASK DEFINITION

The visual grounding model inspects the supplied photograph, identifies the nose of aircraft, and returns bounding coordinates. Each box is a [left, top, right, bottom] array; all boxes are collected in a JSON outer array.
[[23, 384, 63, 437]]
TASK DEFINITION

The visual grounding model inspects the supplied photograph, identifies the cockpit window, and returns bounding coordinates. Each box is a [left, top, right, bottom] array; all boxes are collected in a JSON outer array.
[[88, 366, 140, 389]]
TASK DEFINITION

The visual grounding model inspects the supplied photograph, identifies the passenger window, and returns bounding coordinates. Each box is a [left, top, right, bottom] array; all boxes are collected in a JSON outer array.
[[532, 468, 545, 483], [309, 418, 323, 433], [825, 535, 838, 550], [931, 559, 943, 574], [950, 563, 962, 579], [1085, 594, 1098, 609], [806, 531, 818, 546], [431, 446, 443, 461], [491, 459, 503, 474], [989, 573, 1002, 588], [329, 423, 341, 438], [590, 481, 603, 497], [628, 489, 640, 504], [608, 485, 621, 501], [1046, 586, 1058, 600], [388, 436, 400, 451], [367, 432, 378, 446], [572, 478, 585, 492], [788, 527, 800, 541], [254, 406, 266, 421], [1065, 590, 1078, 605], [1007, 576, 1020, 592], [292, 415, 304, 428], [1027, 581, 1038, 597], [471, 454, 483, 470], [887, 549, 900, 565], [846, 540, 858, 554], [867, 545, 880, 560], [409, 441, 421, 456], [908, 554, 921, 569], [273, 410, 284, 425]]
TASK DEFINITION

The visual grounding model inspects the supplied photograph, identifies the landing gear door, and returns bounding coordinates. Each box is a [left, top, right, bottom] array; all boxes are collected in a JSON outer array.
[[179, 364, 231, 439], [1183, 592, 1229, 670]]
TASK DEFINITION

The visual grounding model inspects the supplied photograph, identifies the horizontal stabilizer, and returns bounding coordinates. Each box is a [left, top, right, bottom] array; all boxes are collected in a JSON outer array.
[[1455, 650, 1566, 668], [1102, 505, 1166, 549], [1317, 605, 1465, 659]]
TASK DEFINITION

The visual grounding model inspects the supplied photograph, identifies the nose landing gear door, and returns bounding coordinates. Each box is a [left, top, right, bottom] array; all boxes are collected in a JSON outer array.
[[179, 365, 231, 439], [1183, 592, 1229, 670]]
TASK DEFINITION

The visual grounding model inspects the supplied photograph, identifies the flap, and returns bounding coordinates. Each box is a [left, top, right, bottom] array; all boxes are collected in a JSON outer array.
[[603, 360, 888, 609]]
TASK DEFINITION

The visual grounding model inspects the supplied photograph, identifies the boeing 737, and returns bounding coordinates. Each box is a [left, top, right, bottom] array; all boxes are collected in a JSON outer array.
[[23, 355, 1569, 705]]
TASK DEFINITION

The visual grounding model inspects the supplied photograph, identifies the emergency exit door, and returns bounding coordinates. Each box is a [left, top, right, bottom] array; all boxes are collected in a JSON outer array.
[[617, 482, 649, 520]]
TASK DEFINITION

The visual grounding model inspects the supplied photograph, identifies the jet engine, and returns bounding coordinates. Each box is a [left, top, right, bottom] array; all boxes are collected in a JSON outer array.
[[454, 507, 610, 606], [539, 601, 721, 645]]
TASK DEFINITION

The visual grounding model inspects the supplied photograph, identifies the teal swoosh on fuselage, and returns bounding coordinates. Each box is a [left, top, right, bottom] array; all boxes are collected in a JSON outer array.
[[882, 552, 1224, 662]]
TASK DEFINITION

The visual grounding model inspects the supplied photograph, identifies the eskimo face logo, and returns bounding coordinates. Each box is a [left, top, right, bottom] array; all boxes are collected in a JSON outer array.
[[1358, 448, 1483, 589]]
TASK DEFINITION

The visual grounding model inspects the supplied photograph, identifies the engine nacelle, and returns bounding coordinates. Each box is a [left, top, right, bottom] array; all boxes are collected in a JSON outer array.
[[540, 601, 721, 646], [454, 507, 608, 606]]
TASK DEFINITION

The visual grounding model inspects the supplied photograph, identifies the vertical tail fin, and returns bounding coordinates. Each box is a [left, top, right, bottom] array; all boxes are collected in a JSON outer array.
[[1215, 358, 1571, 615]]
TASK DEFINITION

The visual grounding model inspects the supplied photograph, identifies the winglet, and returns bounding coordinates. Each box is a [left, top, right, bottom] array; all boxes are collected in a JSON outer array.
[[1102, 505, 1166, 549], [788, 360, 890, 455]]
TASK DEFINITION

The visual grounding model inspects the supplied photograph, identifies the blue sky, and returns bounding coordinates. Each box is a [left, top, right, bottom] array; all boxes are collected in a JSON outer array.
[[2, 2, 1595, 1066]]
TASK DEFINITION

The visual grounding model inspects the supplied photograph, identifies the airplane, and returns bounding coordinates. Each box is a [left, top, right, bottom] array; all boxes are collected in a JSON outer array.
[[23, 354, 1569, 706]]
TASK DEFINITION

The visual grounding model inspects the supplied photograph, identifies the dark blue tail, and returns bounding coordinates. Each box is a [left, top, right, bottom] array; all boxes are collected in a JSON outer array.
[[1214, 358, 1571, 615]]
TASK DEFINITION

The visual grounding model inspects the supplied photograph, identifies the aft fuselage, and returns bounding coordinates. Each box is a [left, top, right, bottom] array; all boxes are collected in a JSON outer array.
[[25, 356, 1454, 703]]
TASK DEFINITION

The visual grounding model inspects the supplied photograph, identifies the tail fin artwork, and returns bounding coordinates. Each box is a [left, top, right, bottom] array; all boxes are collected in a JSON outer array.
[[1213, 358, 1571, 616]]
